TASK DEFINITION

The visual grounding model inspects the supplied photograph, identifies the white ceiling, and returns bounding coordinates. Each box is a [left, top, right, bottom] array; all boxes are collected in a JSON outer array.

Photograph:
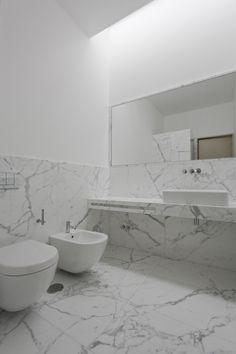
[[56, 0, 154, 37], [149, 73, 236, 116]]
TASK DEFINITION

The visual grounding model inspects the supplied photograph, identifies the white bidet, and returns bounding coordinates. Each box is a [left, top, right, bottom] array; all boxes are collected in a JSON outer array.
[[49, 230, 108, 273]]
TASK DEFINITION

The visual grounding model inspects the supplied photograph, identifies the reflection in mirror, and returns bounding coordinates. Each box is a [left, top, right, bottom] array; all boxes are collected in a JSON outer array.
[[111, 72, 236, 166]]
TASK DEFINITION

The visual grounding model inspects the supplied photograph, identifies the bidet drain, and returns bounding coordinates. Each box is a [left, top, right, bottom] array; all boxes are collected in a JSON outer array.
[[47, 283, 64, 294]]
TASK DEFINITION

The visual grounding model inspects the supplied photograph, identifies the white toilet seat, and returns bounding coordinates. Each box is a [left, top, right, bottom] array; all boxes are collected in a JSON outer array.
[[0, 240, 58, 276], [0, 240, 58, 311]]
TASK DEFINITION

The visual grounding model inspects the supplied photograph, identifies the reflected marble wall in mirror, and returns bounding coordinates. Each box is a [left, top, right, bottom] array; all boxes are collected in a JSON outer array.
[[111, 72, 236, 166]]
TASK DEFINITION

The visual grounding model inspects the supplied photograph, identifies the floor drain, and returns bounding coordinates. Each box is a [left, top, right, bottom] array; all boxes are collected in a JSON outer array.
[[47, 283, 64, 294]]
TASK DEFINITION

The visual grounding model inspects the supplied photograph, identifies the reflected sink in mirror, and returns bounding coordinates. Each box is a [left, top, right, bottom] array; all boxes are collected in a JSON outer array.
[[162, 189, 229, 206]]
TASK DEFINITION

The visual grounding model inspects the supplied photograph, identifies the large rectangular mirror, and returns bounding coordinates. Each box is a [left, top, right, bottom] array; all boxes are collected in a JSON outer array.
[[111, 72, 236, 165]]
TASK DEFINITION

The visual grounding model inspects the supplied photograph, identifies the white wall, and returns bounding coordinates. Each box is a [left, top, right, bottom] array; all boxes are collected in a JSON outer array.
[[0, 0, 109, 166], [56, 0, 154, 37], [109, 0, 236, 106], [234, 80, 236, 155], [164, 102, 235, 139], [112, 98, 162, 165]]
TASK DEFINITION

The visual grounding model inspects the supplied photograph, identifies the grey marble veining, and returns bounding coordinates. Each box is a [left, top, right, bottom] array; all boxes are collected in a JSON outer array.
[[100, 158, 236, 272], [1, 153, 236, 272], [88, 209, 236, 271], [151, 129, 191, 163], [88, 196, 236, 223], [0, 155, 109, 247], [110, 158, 236, 201], [1, 245, 236, 354]]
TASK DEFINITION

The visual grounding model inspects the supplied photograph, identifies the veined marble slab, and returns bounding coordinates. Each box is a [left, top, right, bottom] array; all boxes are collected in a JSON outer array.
[[151, 129, 191, 163], [0, 155, 109, 247], [88, 197, 236, 223], [110, 158, 236, 201], [88, 210, 236, 271], [105, 157, 236, 271], [1, 245, 236, 354]]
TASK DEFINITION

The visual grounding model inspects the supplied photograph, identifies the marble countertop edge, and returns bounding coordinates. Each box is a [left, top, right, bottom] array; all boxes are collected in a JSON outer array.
[[88, 197, 236, 223]]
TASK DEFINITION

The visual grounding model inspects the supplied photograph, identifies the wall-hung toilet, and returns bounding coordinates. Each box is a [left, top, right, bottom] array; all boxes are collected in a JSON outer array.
[[49, 230, 108, 273], [0, 240, 58, 312]]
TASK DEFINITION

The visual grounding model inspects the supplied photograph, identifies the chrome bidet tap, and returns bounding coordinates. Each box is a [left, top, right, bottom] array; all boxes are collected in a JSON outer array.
[[65, 221, 71, 233], [65, 221, 76, 233]]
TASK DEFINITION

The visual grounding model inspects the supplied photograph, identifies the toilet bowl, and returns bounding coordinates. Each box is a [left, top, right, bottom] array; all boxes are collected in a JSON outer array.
[[49, 230, 108, 273], [0, 240, 58, 312]]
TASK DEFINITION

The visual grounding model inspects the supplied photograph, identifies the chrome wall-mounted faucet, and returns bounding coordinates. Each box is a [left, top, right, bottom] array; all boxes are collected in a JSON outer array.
[[65, 221, 71, 233], [36, 209, 46, 225], [65, 221, 77, 233]]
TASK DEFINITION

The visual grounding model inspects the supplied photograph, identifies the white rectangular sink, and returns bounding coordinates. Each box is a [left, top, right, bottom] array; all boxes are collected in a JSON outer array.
[[163, 189, 229, 206]]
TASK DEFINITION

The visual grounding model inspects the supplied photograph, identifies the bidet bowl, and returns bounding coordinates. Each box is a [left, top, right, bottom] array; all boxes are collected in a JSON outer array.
[[49, 230, 108, 273]]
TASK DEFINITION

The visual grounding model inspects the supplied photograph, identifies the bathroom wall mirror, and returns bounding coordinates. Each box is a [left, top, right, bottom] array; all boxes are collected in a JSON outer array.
[[111, 72, 236, 166]]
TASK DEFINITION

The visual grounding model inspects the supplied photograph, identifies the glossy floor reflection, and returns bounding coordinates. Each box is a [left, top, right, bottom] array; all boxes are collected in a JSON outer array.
[[1, 245, 236, 354]]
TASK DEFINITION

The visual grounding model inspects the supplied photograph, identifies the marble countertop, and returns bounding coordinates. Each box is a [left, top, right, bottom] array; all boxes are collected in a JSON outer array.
[[88, 196, 236, 223]]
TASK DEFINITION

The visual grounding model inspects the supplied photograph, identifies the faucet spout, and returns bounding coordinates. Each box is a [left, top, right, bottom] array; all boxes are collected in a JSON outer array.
[[65, 221, 71, 233], [65, 220, 76, 233]]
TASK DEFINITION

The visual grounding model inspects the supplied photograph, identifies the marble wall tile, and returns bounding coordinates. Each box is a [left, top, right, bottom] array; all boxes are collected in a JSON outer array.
[[164, 217, 236, 269], [92, 210, 236, 271], [106, 158, 236, 271], [107, 211, 165, 253], [0, 155, 109, 247], [110, 158, 236, 201], [2, 152, 236, 272], [151, 129, 191, 163], [86, 209, 110, 236]]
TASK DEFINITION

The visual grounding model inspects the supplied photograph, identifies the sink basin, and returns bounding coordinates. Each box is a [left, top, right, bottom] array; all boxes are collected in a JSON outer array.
[[162, 189, 229, 206]]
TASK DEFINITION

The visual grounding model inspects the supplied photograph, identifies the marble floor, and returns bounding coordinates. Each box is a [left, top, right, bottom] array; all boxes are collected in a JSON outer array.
[[1, 245, 236, 354]]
